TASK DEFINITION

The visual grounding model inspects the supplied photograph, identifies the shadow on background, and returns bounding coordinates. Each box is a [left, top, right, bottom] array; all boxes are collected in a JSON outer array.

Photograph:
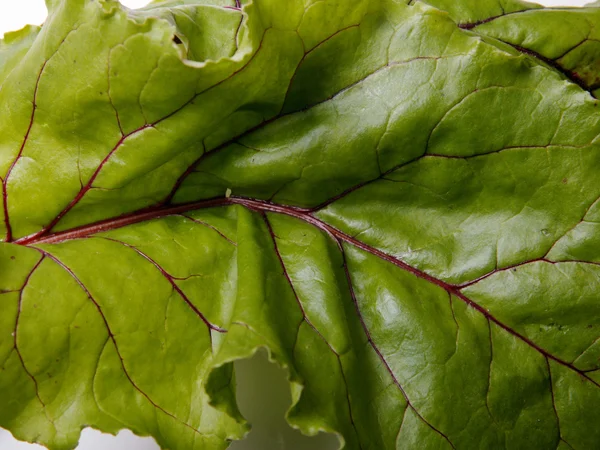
[[230, 349, 339, 450]]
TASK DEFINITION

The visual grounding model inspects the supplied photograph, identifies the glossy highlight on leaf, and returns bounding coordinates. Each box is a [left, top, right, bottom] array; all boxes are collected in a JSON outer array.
[[1, 0, 600, 449]]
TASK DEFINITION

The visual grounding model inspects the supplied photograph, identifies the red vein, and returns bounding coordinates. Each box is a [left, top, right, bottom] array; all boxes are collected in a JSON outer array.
[[17, 198, 231, 245], [484, 319, 496, 424], [336, 358, 363, 449], [14, 37, 433, 245], [22, 123, 154, 242], [151, 31, 268, 131], [262, 213, 364, 447], [162, 48, 430, 208], [457, 7, 594, 32], [262, 212, 338, 349], [15, 30, 269, 244], [106, 55, 124, 136], [574, 334, 600, 366], [315, 143, 586, 212], [99, 236, 226, 334], [13, 257, 47, 411], [458, 257, 600, 290], [280, 24, 360, 113], [394, 405, 409, 445], [9, 10, 591, 258], [263, 214, 317, 329], [137, 31, 270, 207], [164, 116, 278, 206], [40, 250, 205, 436], [224, 0, 241, 10], [3, 62, 46, 242], [499, 40, 595, 97], [231, 7, 244, 54], [453, 288, 600, 388], [338, 242, 456, 449], [546, 358, 566, 448], [457, 9, 531, 30], [20, 196, 600, 393], [457, 257, 549, 289], [310, 152, 427, 211], [543, 195, 600, 259], [307, 143, 558, 213], [177, 214, 236, 246], [553, 38, 593, 62]]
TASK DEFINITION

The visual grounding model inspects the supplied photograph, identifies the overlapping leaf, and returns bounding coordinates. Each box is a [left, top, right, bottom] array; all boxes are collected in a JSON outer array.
[[2, 0, 600, 449]]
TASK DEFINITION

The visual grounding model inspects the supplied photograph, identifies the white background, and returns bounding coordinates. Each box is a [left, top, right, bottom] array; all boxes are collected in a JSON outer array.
[[0, 0, 592, 448]]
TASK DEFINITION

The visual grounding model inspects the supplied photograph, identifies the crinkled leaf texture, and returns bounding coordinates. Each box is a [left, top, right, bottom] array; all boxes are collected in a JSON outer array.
[[1, 0, 600, 449]]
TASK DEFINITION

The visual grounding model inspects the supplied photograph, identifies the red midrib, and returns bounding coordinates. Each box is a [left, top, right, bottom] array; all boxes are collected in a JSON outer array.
[[22, 124, 153, 243], [15, 194, 600, 391]]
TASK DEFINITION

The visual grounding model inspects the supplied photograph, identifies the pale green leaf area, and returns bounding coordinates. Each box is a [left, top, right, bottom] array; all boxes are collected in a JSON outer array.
[[1, 0, 600, 449]]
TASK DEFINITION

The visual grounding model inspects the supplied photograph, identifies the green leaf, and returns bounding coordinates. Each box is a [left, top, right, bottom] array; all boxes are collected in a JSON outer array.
[[1, 0, 600, 449], [455, 6, 600, 97], [417, 0, 541, 24]]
